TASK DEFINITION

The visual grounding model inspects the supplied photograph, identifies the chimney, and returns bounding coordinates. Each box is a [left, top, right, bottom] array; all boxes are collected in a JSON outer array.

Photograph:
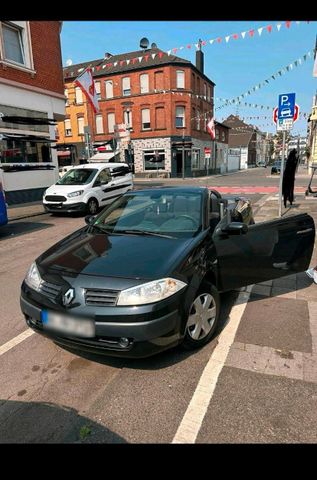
[[104, 52, 112, 60], [196, 39, 204, 74]]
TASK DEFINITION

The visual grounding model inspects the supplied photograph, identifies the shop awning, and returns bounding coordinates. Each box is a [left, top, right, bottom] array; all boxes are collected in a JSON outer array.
[[88, 152, 116, 162]]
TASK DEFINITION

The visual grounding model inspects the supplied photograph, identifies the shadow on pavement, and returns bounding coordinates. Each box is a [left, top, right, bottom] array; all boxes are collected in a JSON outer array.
[[0, 221, 53, 240], [0, 399, 127, 443]]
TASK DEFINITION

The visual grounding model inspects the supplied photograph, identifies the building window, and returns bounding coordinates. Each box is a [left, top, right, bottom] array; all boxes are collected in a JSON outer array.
[[155, 107, 166, 130], [77, 116, 84, 135], [208, 86, 212, 102], [141, 108, 151, 130], [96, 114, 104, 134], [105, 80, 113, 99], [64, 89, 69, 106], [215, 129, 219, 140], [175, 106, 185, 128], [75, 87, 83, 104], [95, 81, 101, 101], [107, 112, 115, 133], [192, 149, 200, 169], [64, 119, 72, 137], [154, 71, 164, 90], [143, 149, 166, 170], [176, 70, 185, 89], [204, 114, 207, 132], [140, 73, 149, 94], [197, 77, 200, 95], [122, 77, 131, 96], [124, 110, 132, 129], [221, 131, 226, 142], [0, 22, 34, 71], [196, 109, 201, 130], [0, 138, 51, 163], [2, 22, 24, 65], [204, 83, 207, 99]]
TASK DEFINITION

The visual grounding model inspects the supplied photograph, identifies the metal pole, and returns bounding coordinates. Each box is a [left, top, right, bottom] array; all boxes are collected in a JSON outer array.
[[182, 129, 185, 180], [278, 130, 286, 217]]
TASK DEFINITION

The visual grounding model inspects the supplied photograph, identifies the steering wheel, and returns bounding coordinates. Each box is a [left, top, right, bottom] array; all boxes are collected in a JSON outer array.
[[209, 189, 222, 199], [177, 215, 199, 228]]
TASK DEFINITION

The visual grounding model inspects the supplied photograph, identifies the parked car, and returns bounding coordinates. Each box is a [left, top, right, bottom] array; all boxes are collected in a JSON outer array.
[[256, 160, 266, 168], [21, 187, 315, 358], [0, 180, 8, 226], [271, 160, 282, 175], [43, 163, 133, 215]]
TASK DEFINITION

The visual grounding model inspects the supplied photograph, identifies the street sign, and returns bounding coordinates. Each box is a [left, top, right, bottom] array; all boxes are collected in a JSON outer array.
[[277, 118, 293, 131], [278, 93, 296, 120], [273, 104, 299, 125]]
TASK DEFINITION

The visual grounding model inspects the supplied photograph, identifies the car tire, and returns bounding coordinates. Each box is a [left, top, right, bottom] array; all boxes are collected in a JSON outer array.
[[87, 198, 99, 215], [182, 281, 220, 350]]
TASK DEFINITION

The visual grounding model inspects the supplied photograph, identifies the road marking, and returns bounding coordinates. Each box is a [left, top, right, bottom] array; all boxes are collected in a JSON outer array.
[[0, 329, 34, 357], [172, 286, 253, 444]]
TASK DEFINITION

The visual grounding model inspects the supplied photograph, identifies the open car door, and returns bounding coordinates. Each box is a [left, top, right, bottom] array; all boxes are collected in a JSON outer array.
[[213, 213, 315, 292]]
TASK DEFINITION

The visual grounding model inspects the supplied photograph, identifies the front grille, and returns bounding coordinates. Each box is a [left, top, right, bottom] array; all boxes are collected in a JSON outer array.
[[45, 195, 67, 202], [85, 288, 119, 306], [39, 281, 61, 300]]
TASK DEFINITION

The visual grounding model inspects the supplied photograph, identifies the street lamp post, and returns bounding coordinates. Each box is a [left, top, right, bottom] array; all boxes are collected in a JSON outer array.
[[181, 127, 186, 180]]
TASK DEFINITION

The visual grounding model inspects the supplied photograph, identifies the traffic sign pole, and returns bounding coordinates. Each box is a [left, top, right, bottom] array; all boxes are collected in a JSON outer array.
[[278, 131, 286, 217]]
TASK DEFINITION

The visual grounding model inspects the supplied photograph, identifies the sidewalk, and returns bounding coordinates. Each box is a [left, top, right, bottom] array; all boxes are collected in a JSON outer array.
[[7, 201, 45, 221]]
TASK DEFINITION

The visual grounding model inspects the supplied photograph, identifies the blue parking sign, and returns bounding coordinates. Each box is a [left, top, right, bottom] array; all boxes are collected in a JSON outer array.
[[278, 93, 295, 120]]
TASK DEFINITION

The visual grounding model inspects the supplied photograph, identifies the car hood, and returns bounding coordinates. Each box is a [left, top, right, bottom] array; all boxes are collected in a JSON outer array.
[[45, 184, 91, 195], [37, 228, 195, 280]]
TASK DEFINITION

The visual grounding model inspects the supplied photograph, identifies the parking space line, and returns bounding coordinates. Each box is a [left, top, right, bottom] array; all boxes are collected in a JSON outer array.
[[0, 329, 34, 357], [172, 286, 253, 444]]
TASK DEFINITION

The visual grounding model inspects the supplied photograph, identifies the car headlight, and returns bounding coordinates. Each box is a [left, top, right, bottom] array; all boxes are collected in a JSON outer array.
[[24, 262, 43, 291], [67, 190, 84, 198], [117, 278, 187, 306]]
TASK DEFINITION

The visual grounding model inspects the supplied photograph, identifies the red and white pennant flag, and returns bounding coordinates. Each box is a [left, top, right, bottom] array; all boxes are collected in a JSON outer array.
[[207, 117, 216, 139]]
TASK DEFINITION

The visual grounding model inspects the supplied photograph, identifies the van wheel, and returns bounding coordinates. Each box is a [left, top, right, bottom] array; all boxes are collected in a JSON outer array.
[[182, 282, 220, 350], [87, 198, 98, 215]]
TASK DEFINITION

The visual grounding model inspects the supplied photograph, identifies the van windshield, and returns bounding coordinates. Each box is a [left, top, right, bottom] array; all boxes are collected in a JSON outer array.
[[56, 169, 98, 185]]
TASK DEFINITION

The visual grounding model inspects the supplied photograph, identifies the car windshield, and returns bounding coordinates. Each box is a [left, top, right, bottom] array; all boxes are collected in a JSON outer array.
[[91, 190, 203, 238], [56, 168, 97, 185]]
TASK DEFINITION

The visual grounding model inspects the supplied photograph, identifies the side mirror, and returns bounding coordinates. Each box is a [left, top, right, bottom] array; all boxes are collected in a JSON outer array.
[[85, 215, 95, 225], [221, 222, 248, 235]]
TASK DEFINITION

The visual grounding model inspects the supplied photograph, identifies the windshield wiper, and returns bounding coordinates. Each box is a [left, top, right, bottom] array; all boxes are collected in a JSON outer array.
[[114, 229, 175, 239]]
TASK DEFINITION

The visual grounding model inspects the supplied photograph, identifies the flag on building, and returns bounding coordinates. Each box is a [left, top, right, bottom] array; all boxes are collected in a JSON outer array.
[[74, 67, 99, 113], [207, 117, 216, 139]]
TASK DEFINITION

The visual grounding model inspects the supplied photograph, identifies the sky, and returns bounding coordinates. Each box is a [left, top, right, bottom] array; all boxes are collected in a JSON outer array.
[[61, 20, 317, 137]]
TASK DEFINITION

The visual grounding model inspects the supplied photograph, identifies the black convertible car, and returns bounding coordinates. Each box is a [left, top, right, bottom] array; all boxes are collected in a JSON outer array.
[[21, 187, 315, 358]]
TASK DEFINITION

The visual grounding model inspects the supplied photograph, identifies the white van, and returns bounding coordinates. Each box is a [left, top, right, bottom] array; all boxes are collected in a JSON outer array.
[[43, 163, 133, 215]]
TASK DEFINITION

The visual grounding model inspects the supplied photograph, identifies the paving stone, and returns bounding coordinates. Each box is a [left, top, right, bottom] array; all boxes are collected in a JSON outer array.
[[251, 285, 271, 297]]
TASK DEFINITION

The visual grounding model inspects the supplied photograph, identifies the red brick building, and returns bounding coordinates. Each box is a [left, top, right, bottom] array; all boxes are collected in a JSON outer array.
[[59, 44, 216, 177], [0, 21, 65, 204]]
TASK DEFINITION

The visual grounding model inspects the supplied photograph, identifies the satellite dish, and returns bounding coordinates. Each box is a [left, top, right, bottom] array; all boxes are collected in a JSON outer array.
[[140, 37, 149, 50], [66, 59, 73, 66], [151, 43, 157, 49]]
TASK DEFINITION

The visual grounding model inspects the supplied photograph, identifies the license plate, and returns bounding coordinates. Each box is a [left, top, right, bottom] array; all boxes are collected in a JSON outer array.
[[41, 310, 95, 338]]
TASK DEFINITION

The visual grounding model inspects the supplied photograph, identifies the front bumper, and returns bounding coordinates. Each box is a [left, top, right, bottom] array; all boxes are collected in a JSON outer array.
[[20, 290, 184, 358], [43, 202, 87, 213]]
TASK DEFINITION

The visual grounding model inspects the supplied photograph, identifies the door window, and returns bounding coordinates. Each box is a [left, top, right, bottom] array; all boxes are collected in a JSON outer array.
[[96, 169, 111, 185]]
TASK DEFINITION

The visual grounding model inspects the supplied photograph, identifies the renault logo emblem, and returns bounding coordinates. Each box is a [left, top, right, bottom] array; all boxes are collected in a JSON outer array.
[[62, 288, 75, 307]]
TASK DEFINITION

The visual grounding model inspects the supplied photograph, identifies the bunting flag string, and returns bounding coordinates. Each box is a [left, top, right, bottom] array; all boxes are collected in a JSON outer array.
[[64, 21, 313, 76], [215, 48, 314, 110]]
